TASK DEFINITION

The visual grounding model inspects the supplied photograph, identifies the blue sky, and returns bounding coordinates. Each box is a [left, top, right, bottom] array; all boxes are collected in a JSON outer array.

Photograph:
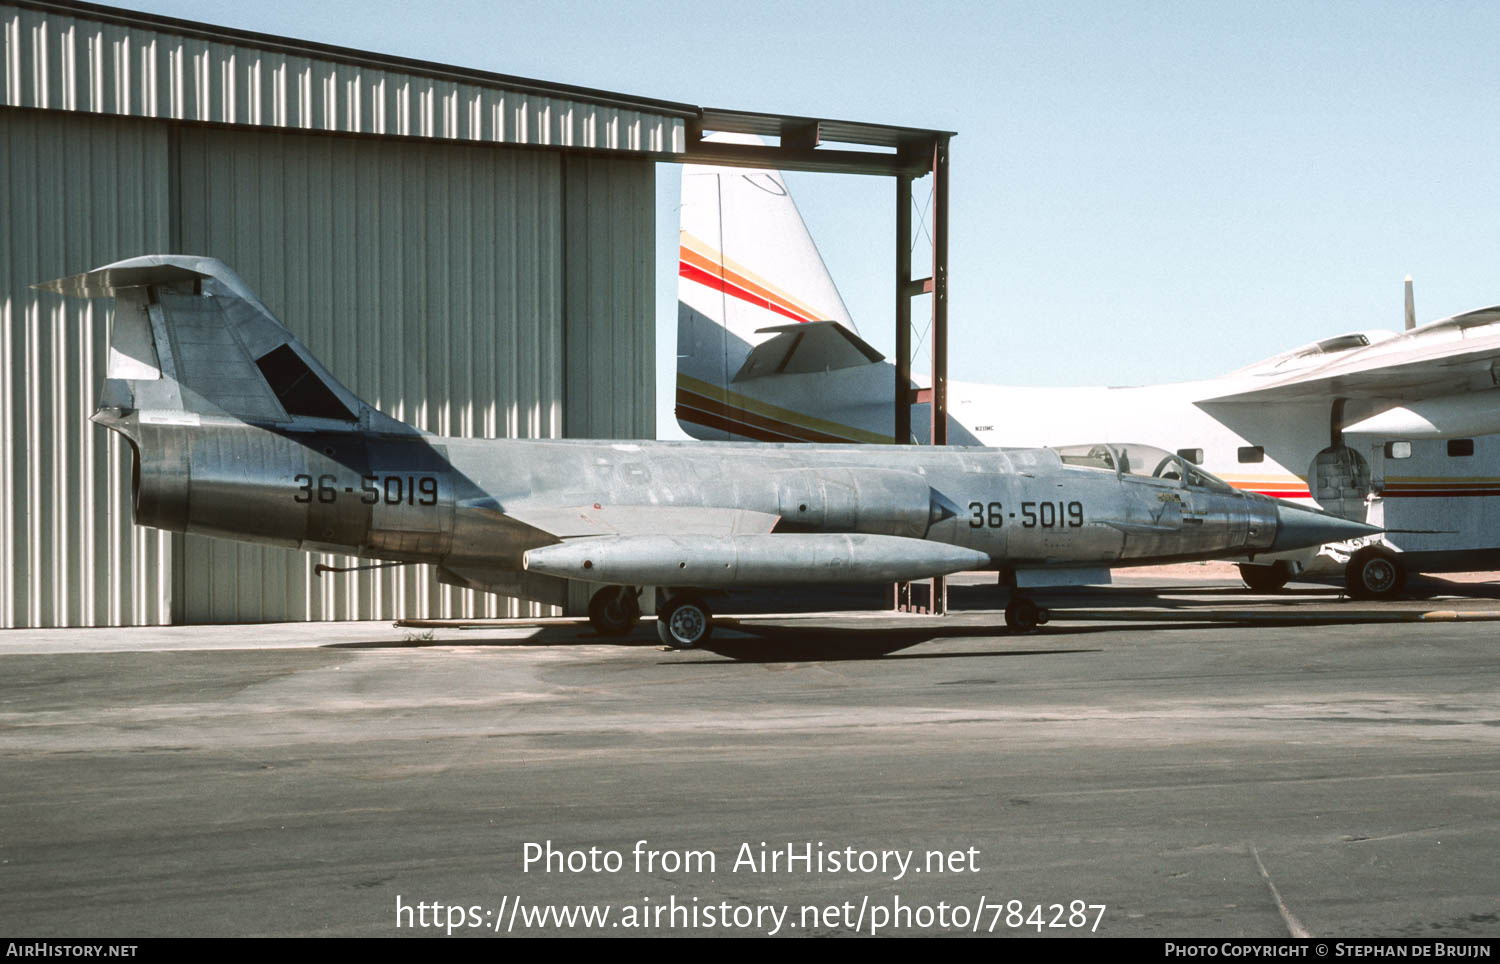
[[109, 1, 1500, 434]]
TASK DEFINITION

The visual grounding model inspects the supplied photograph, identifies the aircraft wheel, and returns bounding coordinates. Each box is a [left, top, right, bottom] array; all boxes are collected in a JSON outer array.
[[1239, 561, 1293, 592], [587, 586, 640, 636], [1346, 548, 1404, 600], [1005, 597, 1042, 634], [657, 596, 713, 648]]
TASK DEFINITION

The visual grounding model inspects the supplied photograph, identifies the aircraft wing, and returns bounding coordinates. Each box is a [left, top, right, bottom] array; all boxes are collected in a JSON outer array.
[[499, 503, 782, 540], [1203, 306, 1500, 404]]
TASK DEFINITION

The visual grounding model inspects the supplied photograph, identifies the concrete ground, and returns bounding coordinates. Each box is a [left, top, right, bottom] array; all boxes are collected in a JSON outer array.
[[2, 570, 1498, 937]]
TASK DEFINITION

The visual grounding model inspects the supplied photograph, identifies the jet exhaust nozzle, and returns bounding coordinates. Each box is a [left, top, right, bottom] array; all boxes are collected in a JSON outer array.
[[1268, 501, 1383, 553]]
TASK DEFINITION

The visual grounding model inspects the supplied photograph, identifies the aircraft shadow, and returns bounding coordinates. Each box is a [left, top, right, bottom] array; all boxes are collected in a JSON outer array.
[[322, 627, 660, 650], [322, 572, 1500, 655], [324, 620, 1105, 662], [1027, 576, 1500, 608], [694, 622, 1008, 662], [323, 598, 1334, 655], [1401, 576, 1500, 600], [681, 643, 1099, 664], [686, 615, 1278, 663]]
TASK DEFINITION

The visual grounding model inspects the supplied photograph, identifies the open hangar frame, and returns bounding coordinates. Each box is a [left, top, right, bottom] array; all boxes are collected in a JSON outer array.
[[0, 0, 952, 627]]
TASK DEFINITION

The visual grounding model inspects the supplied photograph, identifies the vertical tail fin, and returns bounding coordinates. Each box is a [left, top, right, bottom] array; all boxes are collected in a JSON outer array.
[[677, 143, 860, 439], [37, 255, 371, 429]]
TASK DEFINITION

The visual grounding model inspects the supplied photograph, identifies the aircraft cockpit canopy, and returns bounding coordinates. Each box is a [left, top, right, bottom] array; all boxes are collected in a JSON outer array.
[[1053, 443, 1235, 493]]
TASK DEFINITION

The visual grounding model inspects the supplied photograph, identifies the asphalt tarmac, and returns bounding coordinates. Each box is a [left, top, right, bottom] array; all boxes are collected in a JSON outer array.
[[2, 572, 1498, 937]]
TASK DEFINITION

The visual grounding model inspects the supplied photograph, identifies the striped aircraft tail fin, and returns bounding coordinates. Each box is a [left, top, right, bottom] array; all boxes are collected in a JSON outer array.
[[676, 144, 877, 441]]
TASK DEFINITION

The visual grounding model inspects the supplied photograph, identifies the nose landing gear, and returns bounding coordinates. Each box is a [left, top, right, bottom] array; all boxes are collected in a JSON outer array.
[[1004, 596, 1050, 633], [1238, 560, 1295, 592]]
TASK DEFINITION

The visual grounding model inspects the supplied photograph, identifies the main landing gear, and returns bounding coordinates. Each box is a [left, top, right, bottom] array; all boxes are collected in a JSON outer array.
[[587, 586, 715, 647], [601, 584, 1048, 644], [655, 593, 713, 648], [586, 586, 641, 636], [1345, 547, 1405, 600]]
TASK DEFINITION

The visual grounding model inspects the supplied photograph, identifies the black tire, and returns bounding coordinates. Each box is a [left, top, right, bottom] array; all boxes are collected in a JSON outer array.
[[1345, 548, 1404, 600], [1005, 597, 1041, 633], [587, 586, 640, 636], [1239, 561, 1293, 592], [656, 596, 713, 648]]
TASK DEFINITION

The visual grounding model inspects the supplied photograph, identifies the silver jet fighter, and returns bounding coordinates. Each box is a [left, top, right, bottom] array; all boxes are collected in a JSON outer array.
[[40, 256, 1380, 645]]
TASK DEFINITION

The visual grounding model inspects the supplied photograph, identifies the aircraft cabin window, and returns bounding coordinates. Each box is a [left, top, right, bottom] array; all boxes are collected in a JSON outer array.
[[1177, 448, 1204, 465], [1237, 446, 1265, 464], [1315, 334, 1370, 353], [1384, 441, 1412, 460], [1448, 439, 1475, 458]]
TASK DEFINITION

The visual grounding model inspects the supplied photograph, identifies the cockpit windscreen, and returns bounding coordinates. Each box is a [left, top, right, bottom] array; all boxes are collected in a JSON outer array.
[[1053, 443, 1235, 493]]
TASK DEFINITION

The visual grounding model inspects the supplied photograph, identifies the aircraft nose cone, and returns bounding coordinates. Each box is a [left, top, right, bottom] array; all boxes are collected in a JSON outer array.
[[1269, 500, 1383, 552]]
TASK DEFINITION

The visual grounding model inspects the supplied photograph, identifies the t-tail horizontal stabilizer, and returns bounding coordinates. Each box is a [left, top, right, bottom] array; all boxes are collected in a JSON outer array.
[[36, 254, 378, 430], [733, 321, 884, 382]]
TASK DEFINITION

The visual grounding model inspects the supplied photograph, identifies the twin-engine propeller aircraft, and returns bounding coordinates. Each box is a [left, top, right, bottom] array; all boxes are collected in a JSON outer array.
[[676, 159, 1500, 600], [43, 256, 1375, 644]]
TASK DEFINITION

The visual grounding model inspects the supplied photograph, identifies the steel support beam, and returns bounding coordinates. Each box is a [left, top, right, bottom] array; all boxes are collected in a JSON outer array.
[[930, 137, 950, 447], [890, 174, 914, 611], [680, 141, 930, 178], [890, 139, 951, 616], [895, 174, 913, 447], [929, 136, 951, 615]]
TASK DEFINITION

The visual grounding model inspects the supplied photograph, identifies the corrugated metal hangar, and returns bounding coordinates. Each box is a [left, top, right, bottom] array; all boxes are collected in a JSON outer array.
[[1, 0, 951, 627]]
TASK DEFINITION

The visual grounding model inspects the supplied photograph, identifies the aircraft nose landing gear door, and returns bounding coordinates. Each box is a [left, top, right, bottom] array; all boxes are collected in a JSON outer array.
[[1310, 444, 1371, 522]]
